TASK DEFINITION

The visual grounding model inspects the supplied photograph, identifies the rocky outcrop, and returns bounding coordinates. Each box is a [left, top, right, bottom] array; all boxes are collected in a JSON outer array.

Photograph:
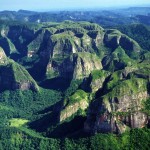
[[102, 46, 135, 71], [104, 29, 141, 55], [119, 35, 141, 53], [104, 29, 121, 49], [0, 21, 143, 81], [59, 52, 102, 79], [12, 81, 38, 91], [30, 23, 141, 80], [84, 77, 149, 134], [0, 59, 39, 91], [60, 90, 90, 122], [60, 100, 88, 122], [0, 47, 8, 64], [0, 20, 149, 137], [81, 70, 110, 93]]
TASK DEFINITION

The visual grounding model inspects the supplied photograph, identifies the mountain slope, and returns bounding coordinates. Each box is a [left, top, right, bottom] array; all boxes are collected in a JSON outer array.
[[0, 21, 142, 81], [0, 20, 149, 148], [0, 47, 39, 91]]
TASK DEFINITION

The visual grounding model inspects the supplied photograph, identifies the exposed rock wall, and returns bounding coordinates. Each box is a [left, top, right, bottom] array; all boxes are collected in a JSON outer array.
[[84, 78, 149, 134], [60, 53, 102, 79], [0, 21, 142, 80], [0, 59, 39, 91], [60, 100, 88, 122]]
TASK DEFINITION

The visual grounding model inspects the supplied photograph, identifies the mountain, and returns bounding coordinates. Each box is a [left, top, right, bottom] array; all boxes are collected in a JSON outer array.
[[0, 21, 142, 80], [115, 24, 150, 50], [0, 20, 149, 149], [1, 7, 150, 26], [0, 47, 39, 91]]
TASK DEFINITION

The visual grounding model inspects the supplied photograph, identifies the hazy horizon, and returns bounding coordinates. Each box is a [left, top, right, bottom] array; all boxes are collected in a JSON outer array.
[[0, 0, 150, 11]]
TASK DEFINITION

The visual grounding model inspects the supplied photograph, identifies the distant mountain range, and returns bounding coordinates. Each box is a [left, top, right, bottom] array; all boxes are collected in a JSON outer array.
[[1, 7, 150, 26]]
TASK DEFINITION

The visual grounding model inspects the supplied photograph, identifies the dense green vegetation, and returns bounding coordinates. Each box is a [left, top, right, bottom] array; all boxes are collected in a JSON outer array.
[[142, 98, 150, 115], [116, 24, 150, 50], [0, 17, 150, 149], [91, 70, 109, 81], [0, 127, 149, 150], [0, 88, 62, 121], [65, 89, 89, 106], [64, 79, 83, 98]]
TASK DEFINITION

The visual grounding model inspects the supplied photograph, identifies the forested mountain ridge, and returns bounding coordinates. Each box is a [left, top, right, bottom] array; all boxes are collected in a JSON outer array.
[[0, 20, 149, 149], [1, 7, 150, 26]]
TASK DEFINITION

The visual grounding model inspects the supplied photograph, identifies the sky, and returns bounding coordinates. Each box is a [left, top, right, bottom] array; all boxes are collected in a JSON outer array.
[[0, 0, 150, 11]]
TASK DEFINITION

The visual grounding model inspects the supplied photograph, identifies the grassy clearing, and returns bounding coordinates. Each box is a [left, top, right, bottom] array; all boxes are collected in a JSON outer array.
[[9, 118, 29, 127]]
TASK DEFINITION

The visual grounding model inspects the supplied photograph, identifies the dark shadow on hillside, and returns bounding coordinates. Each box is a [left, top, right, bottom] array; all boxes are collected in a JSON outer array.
[[38, 101, 62, 114], [27, 67, 45, 81], [39, 77, 71, 92], [47, 116, 87, 138], [29, 112, 59, 132], [29, 101, 63, 132], [95, 75, 111, 99]]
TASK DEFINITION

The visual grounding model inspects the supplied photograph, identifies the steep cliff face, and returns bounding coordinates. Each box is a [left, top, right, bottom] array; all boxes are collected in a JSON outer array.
[[0, 36, 18, 58], [104, 29, 141, 56], [29, 23, 141, 80], [0, 47, 8, 64], [84, 74, 149, 134], [0, 24, 39, 59], [60, 52, 102, 79], [0, 51, 39, 91], [81, 70, 110, 93], [0, 20, 149, 136], [0, 21, 142, 81], [102, 46, 135, 71], [60, 90, 90, 122]]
